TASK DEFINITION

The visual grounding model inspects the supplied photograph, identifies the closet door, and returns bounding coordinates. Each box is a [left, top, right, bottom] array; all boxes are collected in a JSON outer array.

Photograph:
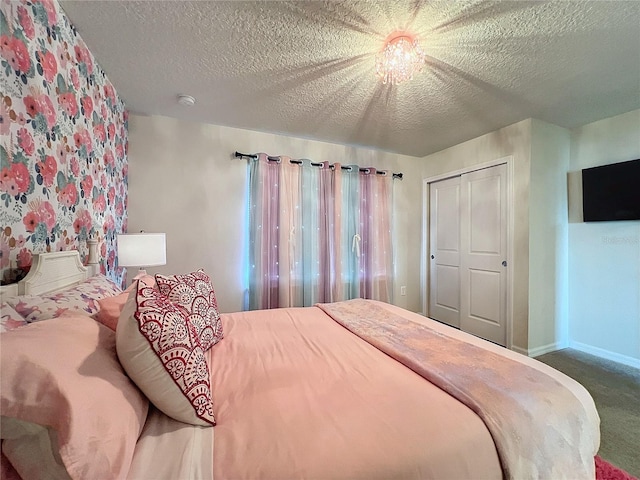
[[459, 164, 507, 345], [428, 176, 461, 328]]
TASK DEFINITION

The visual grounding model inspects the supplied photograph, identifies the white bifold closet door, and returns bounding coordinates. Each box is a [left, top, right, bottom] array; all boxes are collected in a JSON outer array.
[[429, 164, 507, 346]]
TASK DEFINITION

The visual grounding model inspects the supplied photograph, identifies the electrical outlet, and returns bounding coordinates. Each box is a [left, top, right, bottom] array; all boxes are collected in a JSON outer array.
[[400, 286, 407, 296]]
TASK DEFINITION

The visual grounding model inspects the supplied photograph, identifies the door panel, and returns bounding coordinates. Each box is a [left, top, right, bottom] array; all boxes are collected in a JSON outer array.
[[460, 164, 507, 345], [429, 176, 461, 327]]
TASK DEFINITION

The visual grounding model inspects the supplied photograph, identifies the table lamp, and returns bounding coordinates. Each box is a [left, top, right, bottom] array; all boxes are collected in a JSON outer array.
[[117, 233, 166, 279]]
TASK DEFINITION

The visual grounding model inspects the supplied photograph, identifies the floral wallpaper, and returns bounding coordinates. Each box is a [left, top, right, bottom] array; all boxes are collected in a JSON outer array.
[[0, 0, 128, 286]]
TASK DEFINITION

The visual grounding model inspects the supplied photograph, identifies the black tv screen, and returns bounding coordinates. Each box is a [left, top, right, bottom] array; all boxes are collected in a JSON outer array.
[[582, 159, 640, 222]]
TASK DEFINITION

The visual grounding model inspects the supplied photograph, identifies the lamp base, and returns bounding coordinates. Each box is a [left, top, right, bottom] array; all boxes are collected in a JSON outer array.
[[132, 269, 148, 280]]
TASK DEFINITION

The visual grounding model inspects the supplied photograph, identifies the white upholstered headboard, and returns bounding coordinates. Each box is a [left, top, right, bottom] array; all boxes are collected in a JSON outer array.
[[0, 251, 89, 299]]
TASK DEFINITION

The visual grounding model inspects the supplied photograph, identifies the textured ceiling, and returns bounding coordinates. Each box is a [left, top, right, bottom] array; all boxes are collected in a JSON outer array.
[[59, 0, 640, 157]]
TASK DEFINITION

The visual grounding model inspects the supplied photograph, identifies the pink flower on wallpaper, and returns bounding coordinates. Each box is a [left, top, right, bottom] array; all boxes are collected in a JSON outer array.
[[38, 49, 57, 83], [103, 84, 116, 105], [70, 156, 80, 177], [107, 123, 115, 141], [73, 128, 92, 153], [37, 155, 57, 187], [73, 208, 92, 234], [0, 36, 31, 74], [38, 95, 56, 128], [107, 249, 115, 269], [70, 67, 80, 90], [14, 235, 27, 249], [1, 163, 31, 195], [81, 95, 93, 117], [93, 123, 106, 143], [115, 199, 124, 217], [56, 143, 68, 164], [100, 241, 107, 259], [39, 0, 58, 26], [80, 175, 93, 199], [17, 248, 32, 269], [23, 211, 39, 232], [15, 112, 26, 126], [58, 92, 78, 117], [100, 173, 107, 188], [74, 44, 94, 75], [101, 103, 108, 120], [23, 95, 39, 118], [103, 149, 114, 167], [17, 6, 35, 39], [17, 128, 35, 156], [93, 193, 106, 213], [0, 169, 18, 195], [107, 186, 116, 205], [58, 183, 78, 208], [36, 200, 56, 230], [23, 94, 56, 129], [56, 44, 68, 70], [115, 142, 124, 160], [103, 214, 115, 234]]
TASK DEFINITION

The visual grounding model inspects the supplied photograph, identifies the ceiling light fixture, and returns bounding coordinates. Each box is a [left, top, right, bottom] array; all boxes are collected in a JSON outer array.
[[177, 94, 196, 106], [375, 35, 426, 85]]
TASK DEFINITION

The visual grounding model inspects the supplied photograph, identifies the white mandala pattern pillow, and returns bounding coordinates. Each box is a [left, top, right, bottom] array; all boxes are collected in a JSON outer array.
[[116, 284, 215, 426], [155, 269, 223, 351]]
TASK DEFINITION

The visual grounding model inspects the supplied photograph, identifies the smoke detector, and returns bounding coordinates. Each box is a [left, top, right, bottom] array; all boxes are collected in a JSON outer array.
[[177, 94, 196, 106]]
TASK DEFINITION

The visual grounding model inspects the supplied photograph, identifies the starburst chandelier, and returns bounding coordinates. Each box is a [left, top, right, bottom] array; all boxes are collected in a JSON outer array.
[[375, 35, 426, 85]]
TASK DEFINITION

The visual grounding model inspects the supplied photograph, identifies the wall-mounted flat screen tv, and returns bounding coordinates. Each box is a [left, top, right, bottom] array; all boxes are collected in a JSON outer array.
[[582, 159, 640, 222]]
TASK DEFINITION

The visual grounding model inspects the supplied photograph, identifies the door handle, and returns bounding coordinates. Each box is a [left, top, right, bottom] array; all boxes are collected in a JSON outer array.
[[431, 255, 434, 259], [502, 260, 507, 267]]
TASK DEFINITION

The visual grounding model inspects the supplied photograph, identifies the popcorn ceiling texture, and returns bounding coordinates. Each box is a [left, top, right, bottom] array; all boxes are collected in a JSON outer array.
[[60, 0, 640, 157]]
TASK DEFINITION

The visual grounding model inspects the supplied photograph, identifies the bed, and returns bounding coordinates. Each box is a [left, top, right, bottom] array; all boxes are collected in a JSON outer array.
[[0, 251, 600, 480]]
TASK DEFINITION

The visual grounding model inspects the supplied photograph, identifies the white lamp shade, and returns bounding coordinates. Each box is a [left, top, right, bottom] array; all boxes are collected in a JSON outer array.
[[117, 233, 166, 267]]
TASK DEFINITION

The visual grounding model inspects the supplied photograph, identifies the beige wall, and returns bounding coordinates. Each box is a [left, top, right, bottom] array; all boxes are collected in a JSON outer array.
[[418, 120, 532, 351], [567, 109, 640, 366], [127, 114, 421, 313], [529, 120, 571, 353]]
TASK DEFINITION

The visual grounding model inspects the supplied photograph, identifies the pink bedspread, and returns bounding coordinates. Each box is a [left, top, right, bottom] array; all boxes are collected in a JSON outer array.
[[318, 299, 598, 479], [209, 305, 502, 479]]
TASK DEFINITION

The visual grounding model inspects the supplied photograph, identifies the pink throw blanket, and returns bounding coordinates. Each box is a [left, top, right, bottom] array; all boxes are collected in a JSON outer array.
[[318, 299, 596, 480]]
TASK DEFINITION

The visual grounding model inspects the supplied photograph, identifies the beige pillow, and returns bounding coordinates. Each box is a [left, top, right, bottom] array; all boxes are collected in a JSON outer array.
[[116, 285, 215, 426]]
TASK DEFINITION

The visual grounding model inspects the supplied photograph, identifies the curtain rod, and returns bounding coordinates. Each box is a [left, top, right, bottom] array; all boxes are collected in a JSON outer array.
[[234, 151, 403, 180]]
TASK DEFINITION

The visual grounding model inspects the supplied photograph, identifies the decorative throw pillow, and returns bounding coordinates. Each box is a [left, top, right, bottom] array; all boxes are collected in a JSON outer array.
[[6, 274, 122, 323], [155, 270, 223, 351], [116, 284, 215, 426]]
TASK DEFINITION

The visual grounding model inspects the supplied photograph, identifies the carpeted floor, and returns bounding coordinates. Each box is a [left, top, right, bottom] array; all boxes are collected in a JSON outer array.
[[536, 349, 640, 478]]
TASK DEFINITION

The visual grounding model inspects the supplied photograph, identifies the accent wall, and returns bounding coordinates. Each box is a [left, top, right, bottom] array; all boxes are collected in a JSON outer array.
[[0, 0, 128, 286]]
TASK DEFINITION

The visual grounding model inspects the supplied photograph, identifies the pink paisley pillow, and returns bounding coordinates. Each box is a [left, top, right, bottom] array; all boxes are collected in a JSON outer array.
[[116, 284, 215, 426], [155, 270, 223, 351]]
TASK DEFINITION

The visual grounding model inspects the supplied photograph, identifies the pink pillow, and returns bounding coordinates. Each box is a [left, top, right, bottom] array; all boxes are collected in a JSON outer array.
[[6, 274, 122, 323], [0, 304, 28, 333], [116, 285, 215, 426], [155, 269, 223, 351], [0, 316, 149, 479], [95, 275, 157, 331]]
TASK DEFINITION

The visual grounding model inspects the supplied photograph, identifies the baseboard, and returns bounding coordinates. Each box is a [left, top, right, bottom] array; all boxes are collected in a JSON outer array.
[[569, 341, 640, 369], [513, 341, 567, 358]]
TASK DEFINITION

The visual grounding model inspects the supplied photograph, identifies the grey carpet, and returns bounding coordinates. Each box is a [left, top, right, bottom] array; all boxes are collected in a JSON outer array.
[[535, 348, 640, 478]]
